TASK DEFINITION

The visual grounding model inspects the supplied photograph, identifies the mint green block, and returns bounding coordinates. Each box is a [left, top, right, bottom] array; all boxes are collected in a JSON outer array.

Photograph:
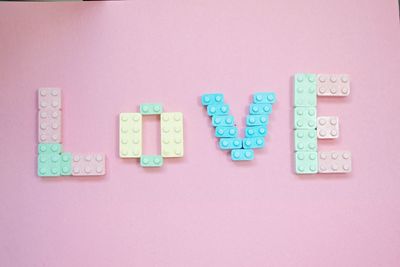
[[140, 155, 163, 167], [140, 104, 163, 115], [60, 153, 72, 176], [295, 151, 318, 174], [38, 153, 61, 177], [294, 129, 317, 152], [294, 73, 317, 107], [38, 143, 62, 155], [294, 107, 316, 129]]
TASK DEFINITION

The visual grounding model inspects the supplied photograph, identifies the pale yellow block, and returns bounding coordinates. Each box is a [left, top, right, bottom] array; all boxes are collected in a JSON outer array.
[[161, 112, 184, 158], [119, 113, 142, 158]]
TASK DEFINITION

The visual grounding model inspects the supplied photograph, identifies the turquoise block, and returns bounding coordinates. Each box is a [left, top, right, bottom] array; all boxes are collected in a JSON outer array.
[[140, 104, 163, 115], [245, 126, 267, 137], [249, 103, 272, 115], [243, 137, 265, 149], [215, 126, 238, 138], [38, 143, 62, 155], [253, 92, 276, 104], [201, 94, 224, 106], [212, 115, 235, 127], [38, 153, 61, 177], [231, 149, 254, 161], [219, 138, 242, 150], [246, 115, 269, 126], [294, 129, 317, 152], [140, 155, 163, 167], [60, 153, 72, 176], [294, 107, 317, 129], [207, 104, 229, 116], [294, 73, 317, 107], [295, 151, 318, 174]]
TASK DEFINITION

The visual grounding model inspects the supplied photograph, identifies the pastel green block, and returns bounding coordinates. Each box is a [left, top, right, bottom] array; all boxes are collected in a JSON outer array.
[[294, 73, 317, 107], [38, 143, 62, 155], [295, 151, 318, 174], [60, 153, 72, 176], [294, 129, 317, 152], [140, 155, 163, 167], [140, 104, 163, 115], [38, 153, 61, 177], [294, 107, 316, 129]]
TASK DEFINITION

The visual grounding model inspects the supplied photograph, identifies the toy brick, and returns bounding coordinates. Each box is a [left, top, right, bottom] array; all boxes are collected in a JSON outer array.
[[140, 104, 163, 115], [294, 107, 316, 129], [245, 126, 267, 138], [294, 73, 317, 107], [161, 112, 184, 158], [38, 108, 62, 143], [212, 115, 235, 127], [295, 151, 318, 174], [38, 88, 62, 110], [219, 138, 243, 150], [317, 116, 339, 139], [119, 113, 142, 158], [207, 104, 230, 116], [243, 137, 265, 149], [249, 103, 273, 115], [246, 115, 269, 126], [38, 143, 62, 155], [71, 154, 106, 176], [38, 153, 61, 177], [60, 153, 72, 176], [140, 155, 163, 167], [318, 151, 352, 173], [294, 129, 317, 152], [253, 92, 276, 104], [231, 149, 254, 161], [215, 126, 238, 138], [316, 74, 350, 96], [201, 94, 224, 106]]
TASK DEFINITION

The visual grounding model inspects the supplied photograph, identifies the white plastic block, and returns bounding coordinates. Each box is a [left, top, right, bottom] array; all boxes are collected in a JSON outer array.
[[317, 116, 339, 139], [316, 74, 350, 96], [318, 151, 352, 173], [38, 88, 62, 110], [119, 113, 142, 158], [38, 108, 62, 143], [161, 112, 184, 158], [71, 154, 106, 176]]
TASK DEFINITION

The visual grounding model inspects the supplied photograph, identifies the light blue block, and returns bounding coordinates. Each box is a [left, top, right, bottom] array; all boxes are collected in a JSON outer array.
[[294, 107, 316, 129], [295, 151, 318, 174], [253, 92, 276, 104], [245, 126, 267, 137], [140, 104, 163, 115], [249, 103, 272, 115], [38, 153, 61, 177], [215, 126, 238, 138], [207, 104, 229, 116], [294, 129, 317, 152], [38, 143, 62, 155], [212, 115, 235, 127], [243, 137, 265, 149], [60, 153, 72, 176], [231, 149, 254, 161], [201, 94, 224, 106], [219, 138, 243, 150], [246, 115, 269, 126], [294, 73, 317, 107]]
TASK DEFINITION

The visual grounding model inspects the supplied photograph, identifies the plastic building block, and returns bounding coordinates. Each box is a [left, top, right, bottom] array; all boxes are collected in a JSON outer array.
[[245, 126, 267, 137], [246, 115, 268, 126], [294, 129, 317, 152], [119, 113, 142, 158], [316, 74, 350, 96], [207, 104, 229, 116], [38, 153, 61, 177], [317, 116, 339, 139], [212, 115, 235, 127], [38, 108, 62, 143], [243, 137, 265, 149], [219, 138, 243, 150], [318, 151, 352, 173], [253, 92, 276, 104], [38, 88, 62, 110], [140, 104, 163, 115], [295, 151, 318, 174], [60, 153, 72, 176], [71, 154, 106, 176], [231, 149, 254, 161], [215, 126, 238, 138], [140, 155, 163, 167], [201, 94, 224, 106], [161, 112, 184, 158], [294, 73, 317, 107], [38, 143, 62, 155], [294, 107, 316, 129], [249, 104, 272, 115]]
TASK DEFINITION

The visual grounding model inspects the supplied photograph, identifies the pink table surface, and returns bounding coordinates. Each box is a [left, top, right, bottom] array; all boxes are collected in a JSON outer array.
[[1, 1, 400, 266]]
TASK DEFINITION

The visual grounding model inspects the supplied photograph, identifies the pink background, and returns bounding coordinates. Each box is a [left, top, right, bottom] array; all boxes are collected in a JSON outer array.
[[1, 1, 400, 266]]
